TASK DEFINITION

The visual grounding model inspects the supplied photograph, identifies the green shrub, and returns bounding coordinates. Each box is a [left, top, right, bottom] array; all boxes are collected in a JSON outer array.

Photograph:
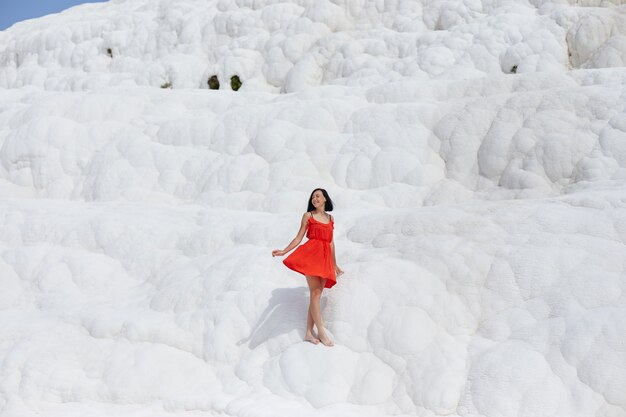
[[208, 75, 220, 90], [230, 75, 242, 91]]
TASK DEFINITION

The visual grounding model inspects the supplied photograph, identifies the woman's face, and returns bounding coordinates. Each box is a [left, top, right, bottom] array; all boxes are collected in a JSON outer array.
[[311, 190, 326, 209]]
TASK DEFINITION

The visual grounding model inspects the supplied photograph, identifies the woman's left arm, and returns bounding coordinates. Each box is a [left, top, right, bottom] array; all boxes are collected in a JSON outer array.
[[331, 239, 343, 276]]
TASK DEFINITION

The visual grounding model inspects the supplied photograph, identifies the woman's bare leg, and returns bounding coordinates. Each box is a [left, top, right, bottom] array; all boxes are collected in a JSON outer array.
[[305, 305, 319, 344], [306, 275, 333, 346]]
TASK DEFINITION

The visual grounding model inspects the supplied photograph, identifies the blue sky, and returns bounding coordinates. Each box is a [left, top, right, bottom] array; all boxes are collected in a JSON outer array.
[[0, 0, 109, 31]]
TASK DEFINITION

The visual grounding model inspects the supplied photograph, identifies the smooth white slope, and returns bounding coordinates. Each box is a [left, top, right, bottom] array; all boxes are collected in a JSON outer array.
[[1, 0, 626, 417], [2, 191, 626, 417]]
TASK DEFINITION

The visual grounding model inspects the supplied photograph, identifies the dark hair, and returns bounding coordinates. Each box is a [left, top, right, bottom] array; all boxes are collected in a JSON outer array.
[[307, 188, 334, 212]]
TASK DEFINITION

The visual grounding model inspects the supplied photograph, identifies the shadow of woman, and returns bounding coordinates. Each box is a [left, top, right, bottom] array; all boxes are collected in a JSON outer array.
[[238, 287, 327, 348]]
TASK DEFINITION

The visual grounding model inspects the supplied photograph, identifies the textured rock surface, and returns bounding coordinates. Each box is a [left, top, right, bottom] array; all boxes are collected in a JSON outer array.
[[1, 1, 625, 416]]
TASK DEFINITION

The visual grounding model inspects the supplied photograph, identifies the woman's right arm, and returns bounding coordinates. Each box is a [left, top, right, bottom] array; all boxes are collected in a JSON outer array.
[[272, 212, 310, 257]]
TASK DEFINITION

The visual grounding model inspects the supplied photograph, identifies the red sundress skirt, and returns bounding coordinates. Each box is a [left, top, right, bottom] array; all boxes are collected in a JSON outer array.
[[283, 239, 336, 288]]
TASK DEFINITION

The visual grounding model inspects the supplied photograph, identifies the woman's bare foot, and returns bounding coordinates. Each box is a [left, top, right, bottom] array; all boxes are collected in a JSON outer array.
[[318, 332, 334, 347], [304, 332, 320, 345]]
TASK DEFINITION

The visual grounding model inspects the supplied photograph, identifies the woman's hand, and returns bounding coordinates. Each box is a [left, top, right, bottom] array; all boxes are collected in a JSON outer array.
[[335, 265, 344, 276], [272, 249, 285, 257]]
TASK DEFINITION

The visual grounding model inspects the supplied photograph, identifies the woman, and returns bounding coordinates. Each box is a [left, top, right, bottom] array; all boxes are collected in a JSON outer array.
[[272, 188, 344, 346]]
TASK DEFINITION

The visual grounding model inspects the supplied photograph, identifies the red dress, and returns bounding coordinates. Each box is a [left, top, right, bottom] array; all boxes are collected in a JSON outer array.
[[283, 213, 337, 288]]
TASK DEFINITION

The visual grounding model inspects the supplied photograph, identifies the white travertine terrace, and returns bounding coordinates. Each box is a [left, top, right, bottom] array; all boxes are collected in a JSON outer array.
[[0, 0, 625, 416]]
